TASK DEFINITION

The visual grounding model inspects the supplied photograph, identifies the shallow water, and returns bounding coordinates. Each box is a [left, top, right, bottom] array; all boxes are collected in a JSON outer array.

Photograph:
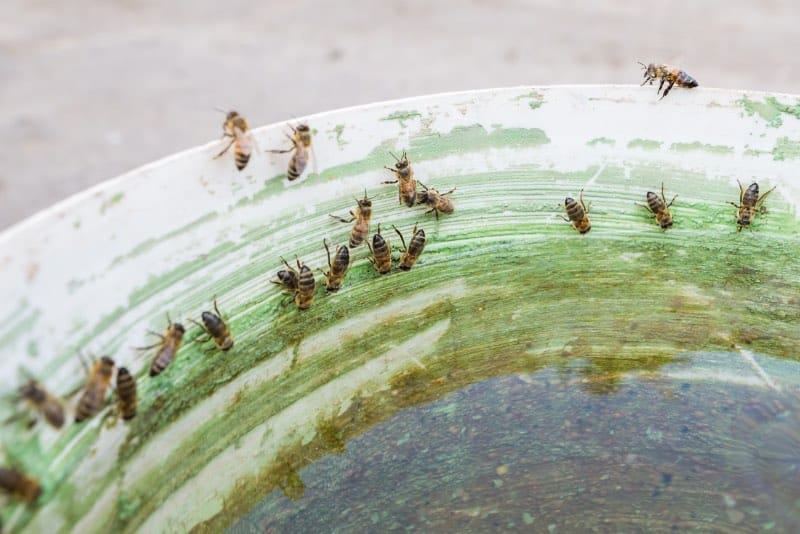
[[232, 355, 800, 533]]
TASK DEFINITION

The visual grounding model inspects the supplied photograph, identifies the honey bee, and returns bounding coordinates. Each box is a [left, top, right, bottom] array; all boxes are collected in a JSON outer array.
[[115, 367, 137, 421], [367, 223, 392, 275], [382, 151, 417, 208], [563, 190, 591, 234], [393, 223, 426, 271], [416, 182, 456, 219], [329, 192, 372, 247], [19, 379, 65, 429], [730, 180, 776, 231], [639, 62, 698, 99], [637, 183, 677, 229], [190, 298, 234, 351], [294, 258, 316, 310], [137, 317, 186, 377], [0, 467, 41, 503], [213, 110, 254, 171], [75, 355, 115, 423], [271, 257, 300, 294], [268, 123, 313, 181], [320, 239, 350, 292]]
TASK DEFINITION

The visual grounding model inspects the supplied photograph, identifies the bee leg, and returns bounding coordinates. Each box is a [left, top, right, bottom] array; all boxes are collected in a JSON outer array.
[[328, 214, 355, 224], [729, 202, 742, 209], [213, 298, 225, 320], [213, 138, 236, 159], [442, 188, 456, 196], [560, 215, 571, 222], [426, 207, 439, 220], [381, 179, 398, 185], [392, 225, 408, 251], [660, 79, 676, 100], [657, 77, 666, 94], [666, 195, 678, 208], [635, 202, 655, 216]]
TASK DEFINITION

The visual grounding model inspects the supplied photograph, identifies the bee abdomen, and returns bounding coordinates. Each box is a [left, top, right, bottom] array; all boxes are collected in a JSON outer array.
[[287, 158, 302, 180], [149, 348, 174, 376], [234, 150, 250, 171], [116, 367, 137, 420], [677, 71, 698, 87], [646, 192, 665, 213], [202, 312, 227, 337], [565, 198, 585, 221], [349, 233, 366, 248], [44, 403, 65, 428], [75, 388, 101, 422]]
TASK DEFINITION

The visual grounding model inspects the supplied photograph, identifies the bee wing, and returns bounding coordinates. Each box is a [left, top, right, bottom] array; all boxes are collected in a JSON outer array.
[[234, 126, 254, 155], [310, 142, 319, 176]]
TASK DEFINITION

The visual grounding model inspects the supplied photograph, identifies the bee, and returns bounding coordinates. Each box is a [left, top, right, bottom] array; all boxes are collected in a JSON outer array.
[[730, 180, 776, 231], [562, 190, 591, 234], [0, 467, 41, 503], [639, 62, 698, 100], [115, 367, 137, 421], [19, 379, 65, 429], [329, 192, 372, 248], [367, 223, 392, 275], [637, 183, 677, 229], [137, 317, 186, 377], [268, 123, 313, 181], [271, 257, 300, 294], [416, 181, 456, 219], [393, 223, 426, 271], [189, 298, 234, 351], [75, 355, 115, 423], [294, 258, 316, 310], [213, 110, 254, 171], [320, 239, 350, 292], [382, 151, 417, 208]]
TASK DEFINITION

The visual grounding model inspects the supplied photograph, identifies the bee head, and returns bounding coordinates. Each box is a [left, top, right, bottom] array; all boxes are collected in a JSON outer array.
[[356, 191, 372, 208], [100, 355, 115, 367], [565, 197, 574, 206], [173, 323, 186, 334]]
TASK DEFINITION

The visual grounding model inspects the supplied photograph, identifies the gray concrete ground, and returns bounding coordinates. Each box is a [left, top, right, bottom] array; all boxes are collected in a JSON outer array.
[[1, 0, 798, 230]]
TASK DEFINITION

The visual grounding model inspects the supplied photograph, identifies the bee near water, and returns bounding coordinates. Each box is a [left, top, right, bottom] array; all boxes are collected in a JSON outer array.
[[563, 189, 591, 234], [189, 298, 234, 352], [383, 151, 417, 208], [319, 239, 350, 292], [213, 110, 254, 171], [74, 355, 115, 423], [638, 183, 676, 229], [329, 192, 373, 248], [730, 180, 776, 231], [137, 317, 185, 377], [393, 223, 426, 271], [268, 122, 313, 181], [367, 223, 392, 275], [639, 62, 698, 99]]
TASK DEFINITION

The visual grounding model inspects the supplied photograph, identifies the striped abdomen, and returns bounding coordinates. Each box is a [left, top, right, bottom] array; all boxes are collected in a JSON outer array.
[[116, 367, 138, 420], [150, 326, 184, 376], [75, 380, 110, 422], [287, 144, 309, 180], [233, 133, 253, 171], [325, 245, 350, 292], [565, 196, 591, 234], [202, 311, 234, 350], [371, 232, 392, 274], [397, 169, 416, 207], [399, 229, 426, 271], [349, 206, 371, 247], [674, 70, 698, 88], [295, 264, 316, 310]]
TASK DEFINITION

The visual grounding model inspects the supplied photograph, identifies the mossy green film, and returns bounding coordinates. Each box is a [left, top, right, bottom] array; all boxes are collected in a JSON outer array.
[[4, 122, 800, 531]]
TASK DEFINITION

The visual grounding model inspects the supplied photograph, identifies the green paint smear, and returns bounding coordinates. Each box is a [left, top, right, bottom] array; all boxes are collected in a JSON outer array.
[[772, 137, 800, 160], [738, 96, 800, 128], [587, 137, 615, 147], [670, 142, 734, 155], [627, 139, 662, 150], [5, 162, 800, 533], [380, 110, 422, 128]]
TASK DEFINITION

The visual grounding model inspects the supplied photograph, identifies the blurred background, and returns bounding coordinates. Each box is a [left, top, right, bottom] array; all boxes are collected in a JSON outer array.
[[1, 0, 798, 230]]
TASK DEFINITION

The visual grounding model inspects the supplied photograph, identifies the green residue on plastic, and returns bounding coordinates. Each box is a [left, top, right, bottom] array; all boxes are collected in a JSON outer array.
[[100, 192, 125, 214], [408, 125, 550, 161], [627, 139, 662, 150], [670, 142, 734, 155], [26, 339, 38, 357], [587, 137, 615, 147], [380, 110, 422, 128], [0, 309, 41, 346], [743, 148, 770, 157], [330, 124, 348, 148], [514, 90, 545, 110], [738, 95, 800, 128], [110, 211, 219, 267], [772, 137, 800, 160]]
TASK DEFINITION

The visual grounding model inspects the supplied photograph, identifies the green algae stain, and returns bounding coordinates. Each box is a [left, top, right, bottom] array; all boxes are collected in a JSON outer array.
[[408, 125, 550, 161], [739, 96, 800, 128], [627, 139, 662, 150], [744, 148, 770, 157], [587, 137, 615, 147], [669, 142, 734, 155], [380, 110, 422, 128], [772, 137, 800, 160], [329, 124, 348, 148], [100, 192, 125, 215], [26, 339, 38, 357], [513, 90, 545, 110]]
